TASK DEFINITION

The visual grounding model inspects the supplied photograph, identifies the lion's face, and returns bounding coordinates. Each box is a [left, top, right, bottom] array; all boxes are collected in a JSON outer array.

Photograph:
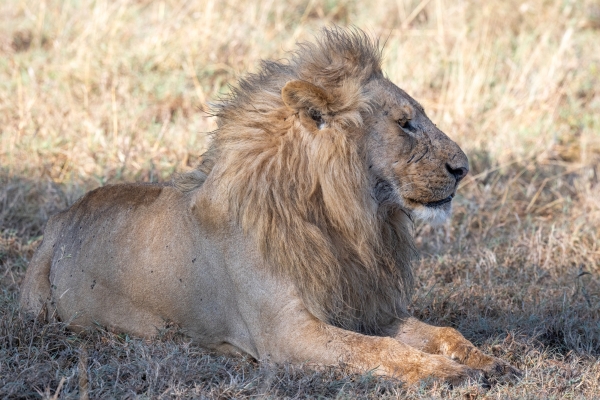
[[280, 73, 467, 225], [363, 77, 469, 224]]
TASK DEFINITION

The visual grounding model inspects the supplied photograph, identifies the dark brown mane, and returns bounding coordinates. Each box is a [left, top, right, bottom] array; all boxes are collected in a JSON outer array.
[[175, 28, 415, 332]]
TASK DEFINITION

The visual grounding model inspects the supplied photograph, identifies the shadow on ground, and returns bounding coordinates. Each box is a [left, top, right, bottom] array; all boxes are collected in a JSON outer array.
[[1, 169, 599, 398]]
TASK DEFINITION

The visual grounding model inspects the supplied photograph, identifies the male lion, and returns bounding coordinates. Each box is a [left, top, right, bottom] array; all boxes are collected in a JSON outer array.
[[21, 29, 519, 386]]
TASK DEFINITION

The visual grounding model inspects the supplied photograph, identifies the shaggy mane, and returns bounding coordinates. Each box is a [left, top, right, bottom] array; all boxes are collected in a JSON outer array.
[[175, 28, 416, 332]]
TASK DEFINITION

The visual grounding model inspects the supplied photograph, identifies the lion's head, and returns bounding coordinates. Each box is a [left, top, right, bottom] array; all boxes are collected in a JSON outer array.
[[176, 28, 468, 332], [281, 72, 468, 226], [360, 77, 468, 225]]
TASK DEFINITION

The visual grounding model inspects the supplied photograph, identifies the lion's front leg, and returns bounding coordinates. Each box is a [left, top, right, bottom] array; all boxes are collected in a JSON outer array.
[[265, 312, 487, 387], [393, 317, 521, 382]]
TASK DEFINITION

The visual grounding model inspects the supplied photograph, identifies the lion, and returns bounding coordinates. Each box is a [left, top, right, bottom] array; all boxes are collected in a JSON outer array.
[[21, 28, 520, 386]]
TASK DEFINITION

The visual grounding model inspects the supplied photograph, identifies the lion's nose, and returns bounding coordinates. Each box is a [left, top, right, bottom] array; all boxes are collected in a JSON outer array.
[[446, 163, 469, 183]]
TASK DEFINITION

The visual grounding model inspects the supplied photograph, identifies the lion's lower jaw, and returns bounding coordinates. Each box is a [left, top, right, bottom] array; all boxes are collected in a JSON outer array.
[[411, 203, 452, 225]]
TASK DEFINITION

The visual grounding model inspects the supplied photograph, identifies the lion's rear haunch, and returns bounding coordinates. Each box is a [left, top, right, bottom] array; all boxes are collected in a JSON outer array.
[[21, 29, 519, 386]]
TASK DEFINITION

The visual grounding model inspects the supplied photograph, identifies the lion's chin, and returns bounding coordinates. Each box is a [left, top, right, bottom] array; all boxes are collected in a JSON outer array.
[[411, 202, 452, 225]]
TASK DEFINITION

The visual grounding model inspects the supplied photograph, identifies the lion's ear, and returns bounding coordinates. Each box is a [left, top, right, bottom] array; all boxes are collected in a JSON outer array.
[[282, 80, 332, 112], [282, 80, 332, 129]]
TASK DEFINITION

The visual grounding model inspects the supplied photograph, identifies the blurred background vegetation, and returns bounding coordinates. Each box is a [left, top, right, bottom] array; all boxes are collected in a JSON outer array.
[[1, 0, 599, 184]]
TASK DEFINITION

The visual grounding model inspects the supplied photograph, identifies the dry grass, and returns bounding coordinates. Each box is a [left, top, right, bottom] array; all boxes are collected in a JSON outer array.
[[1, 0, 599, 398]]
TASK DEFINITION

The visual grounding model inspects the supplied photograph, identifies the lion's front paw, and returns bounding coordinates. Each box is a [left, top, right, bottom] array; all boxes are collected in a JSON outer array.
[[445, 366, 490, 389], [479, 357, 522, 383], [426, 355, 490, 389], [461, 348, 521, 383]]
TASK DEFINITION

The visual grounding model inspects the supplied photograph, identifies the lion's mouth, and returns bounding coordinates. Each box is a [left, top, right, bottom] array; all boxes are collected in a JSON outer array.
[[374, 177, 456, 210], [423, 194, 454, 208]]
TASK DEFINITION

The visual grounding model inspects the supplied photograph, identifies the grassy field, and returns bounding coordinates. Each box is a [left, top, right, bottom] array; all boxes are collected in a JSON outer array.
[[1, 0, 599, 398]]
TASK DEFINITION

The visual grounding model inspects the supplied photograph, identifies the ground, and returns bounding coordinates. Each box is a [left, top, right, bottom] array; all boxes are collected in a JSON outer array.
[[1, 0, 599, 398]]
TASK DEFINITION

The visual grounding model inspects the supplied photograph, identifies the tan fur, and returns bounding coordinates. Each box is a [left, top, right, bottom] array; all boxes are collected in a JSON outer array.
[[21, 28, 519, 386]]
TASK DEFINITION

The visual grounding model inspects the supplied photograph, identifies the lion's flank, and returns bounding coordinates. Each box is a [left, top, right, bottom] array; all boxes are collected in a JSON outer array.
[[175, 28, 415, 332]]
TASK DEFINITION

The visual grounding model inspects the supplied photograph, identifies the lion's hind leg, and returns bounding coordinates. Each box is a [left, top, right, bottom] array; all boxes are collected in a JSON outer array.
[[20, 235, 55, 321], [394, 317, 521, 383]]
